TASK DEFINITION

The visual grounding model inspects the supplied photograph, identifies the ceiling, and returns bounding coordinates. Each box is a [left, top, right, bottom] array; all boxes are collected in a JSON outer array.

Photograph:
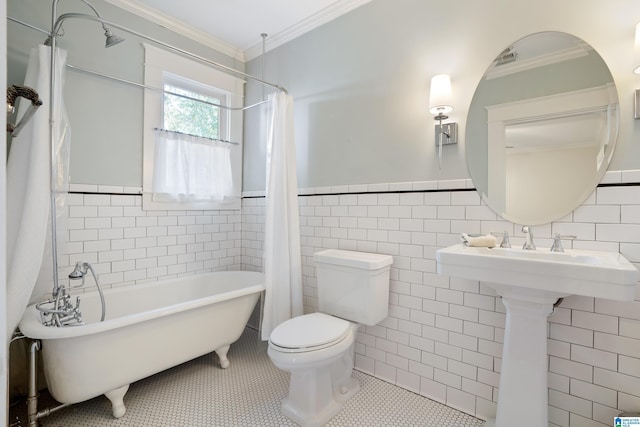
[[105, 0, 371, 61]]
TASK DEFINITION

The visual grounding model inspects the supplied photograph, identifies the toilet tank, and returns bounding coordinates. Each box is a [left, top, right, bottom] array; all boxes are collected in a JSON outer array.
[[314, 249, 393, 326]]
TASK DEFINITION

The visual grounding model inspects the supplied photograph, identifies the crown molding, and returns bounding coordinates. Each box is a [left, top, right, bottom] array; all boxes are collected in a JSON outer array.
[[485, 44, 592, 80], [243, 0, 372, 61], [103, 0, 245, 62]]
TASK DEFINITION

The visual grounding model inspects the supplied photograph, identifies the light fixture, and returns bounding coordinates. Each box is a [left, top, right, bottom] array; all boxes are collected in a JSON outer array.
[[429, 74, 457, 168], [634, 22, 640, 74]]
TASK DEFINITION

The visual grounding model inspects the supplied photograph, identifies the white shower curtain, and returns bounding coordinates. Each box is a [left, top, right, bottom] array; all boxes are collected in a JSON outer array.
[[6, 45, 70, 336], [260, 92, 303, 341]]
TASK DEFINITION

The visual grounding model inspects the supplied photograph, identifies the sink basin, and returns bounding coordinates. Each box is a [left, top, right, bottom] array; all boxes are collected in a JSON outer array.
[[436, 243, 638, 426], [437, 244, 638, 301]]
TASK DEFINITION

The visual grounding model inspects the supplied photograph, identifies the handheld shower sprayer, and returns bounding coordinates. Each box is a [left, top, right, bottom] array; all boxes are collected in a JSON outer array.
[[36, 261, 106, 326], [69, 261, 87, 280]]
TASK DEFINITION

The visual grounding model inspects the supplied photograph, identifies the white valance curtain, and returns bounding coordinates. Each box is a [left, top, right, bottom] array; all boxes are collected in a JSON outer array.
[[152, 129, 233, 202]]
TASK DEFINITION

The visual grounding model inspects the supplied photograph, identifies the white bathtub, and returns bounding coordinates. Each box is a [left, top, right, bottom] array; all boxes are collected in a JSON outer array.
[[19, 271, 264, 418]]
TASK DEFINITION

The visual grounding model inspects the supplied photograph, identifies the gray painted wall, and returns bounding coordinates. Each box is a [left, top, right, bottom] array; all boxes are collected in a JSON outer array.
[[8, 0, 640, 191], [244, 0, 640, 191], [8, 0, 244, 187]]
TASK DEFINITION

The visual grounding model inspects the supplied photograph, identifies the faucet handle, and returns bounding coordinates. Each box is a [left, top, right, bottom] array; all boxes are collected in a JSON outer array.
[[550, 233, 577, 252], [491, 231, 511, 248]]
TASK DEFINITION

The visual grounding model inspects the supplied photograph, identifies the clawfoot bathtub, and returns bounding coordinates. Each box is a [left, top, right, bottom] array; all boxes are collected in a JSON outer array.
[[19, 271, 264, 418]]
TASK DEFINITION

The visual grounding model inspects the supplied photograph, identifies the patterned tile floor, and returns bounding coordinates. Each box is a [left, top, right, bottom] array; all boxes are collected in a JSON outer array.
[[13, 327, 486, 426]]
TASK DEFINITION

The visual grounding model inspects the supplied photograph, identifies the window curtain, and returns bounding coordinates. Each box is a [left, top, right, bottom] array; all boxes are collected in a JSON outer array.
[[152, 129, 233, 202]]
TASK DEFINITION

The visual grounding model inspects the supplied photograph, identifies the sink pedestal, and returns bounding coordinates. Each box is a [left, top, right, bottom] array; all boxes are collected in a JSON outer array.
[[436, 244, 639, 427], [492, 285, 562, 427]]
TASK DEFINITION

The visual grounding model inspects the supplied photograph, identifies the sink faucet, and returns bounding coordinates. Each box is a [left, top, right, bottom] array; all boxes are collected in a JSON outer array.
[[550, 233, 577, 252], [522, 226, 535, 250]]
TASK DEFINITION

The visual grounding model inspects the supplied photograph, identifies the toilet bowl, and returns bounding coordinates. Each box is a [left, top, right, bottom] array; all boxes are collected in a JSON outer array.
[[267, 249, 393, 427], [268, 313, 360, 427]]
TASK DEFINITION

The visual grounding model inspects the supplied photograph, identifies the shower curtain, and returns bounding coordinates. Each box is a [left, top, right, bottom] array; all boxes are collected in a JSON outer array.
[[260, 92, 303, 341], [6, 45, 70, 336]]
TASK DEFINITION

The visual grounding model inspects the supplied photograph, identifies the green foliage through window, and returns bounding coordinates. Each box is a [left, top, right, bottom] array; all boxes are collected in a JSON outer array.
[[163, 84, 222, 140]]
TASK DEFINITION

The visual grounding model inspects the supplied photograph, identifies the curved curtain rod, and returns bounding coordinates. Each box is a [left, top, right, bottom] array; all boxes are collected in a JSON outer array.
[[66, 65, 270, 112], [7, 13, 288, 95], [53, 12, 288, 94], [7, 16, 271, 112]]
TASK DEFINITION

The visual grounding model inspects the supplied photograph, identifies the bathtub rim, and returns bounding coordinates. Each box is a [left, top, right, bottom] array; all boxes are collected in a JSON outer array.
[[19, 270, 265, 340]]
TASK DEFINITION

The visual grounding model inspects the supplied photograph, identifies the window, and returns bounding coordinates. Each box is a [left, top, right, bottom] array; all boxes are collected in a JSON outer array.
[[142, 44, 244, 210], [162, 81, 224, 140]]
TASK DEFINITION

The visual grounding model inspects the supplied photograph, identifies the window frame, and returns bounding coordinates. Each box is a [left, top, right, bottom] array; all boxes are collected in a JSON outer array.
[[142, 43, 244, 211]]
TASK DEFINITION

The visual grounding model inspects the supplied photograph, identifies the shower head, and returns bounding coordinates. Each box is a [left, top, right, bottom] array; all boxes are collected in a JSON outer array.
[[69, 261, 87, 280], [44, 24, 125, 48], [104, 28, 125, 48]]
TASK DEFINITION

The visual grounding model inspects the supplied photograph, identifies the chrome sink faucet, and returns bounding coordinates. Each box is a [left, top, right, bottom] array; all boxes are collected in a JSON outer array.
[[522, 226, 535, 250]]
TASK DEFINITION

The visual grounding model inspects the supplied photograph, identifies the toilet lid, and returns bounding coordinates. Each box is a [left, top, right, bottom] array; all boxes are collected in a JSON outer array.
[[270, 312, 351, 350]]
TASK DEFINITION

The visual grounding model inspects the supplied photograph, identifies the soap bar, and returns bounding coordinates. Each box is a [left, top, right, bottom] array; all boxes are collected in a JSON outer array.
[[461, 233, 497, 248]]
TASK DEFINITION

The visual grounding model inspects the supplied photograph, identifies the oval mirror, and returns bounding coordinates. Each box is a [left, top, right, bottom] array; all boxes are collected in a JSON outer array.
[[466, 32, 619, 225]]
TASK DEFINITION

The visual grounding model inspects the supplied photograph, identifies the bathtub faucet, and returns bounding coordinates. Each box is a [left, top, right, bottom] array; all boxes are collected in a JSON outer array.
[[35, 284, 83, 327], [35, 261, 106, 327]]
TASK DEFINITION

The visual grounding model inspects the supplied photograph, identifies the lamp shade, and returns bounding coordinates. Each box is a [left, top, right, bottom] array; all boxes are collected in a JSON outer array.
[[635, 23, 640, 74], [429, 74, 453, 115]]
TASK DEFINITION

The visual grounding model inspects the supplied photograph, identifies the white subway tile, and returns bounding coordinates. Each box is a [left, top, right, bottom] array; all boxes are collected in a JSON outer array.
[[574, 205, 620, 224], [570, 345, 617, 371], [549, 324, 594, 347], [619, 355, 640, 377], [570, 378, 617, 408], [448, 331, 477, 351], [620, 317, 640, 339], [461, 378, 492, 401], [434, 368, 461, 389], [445, 388, 477, 417], [597, 186, 640, 205], [594, 367, 640, 398], [594, 332, 640, 358], [548, 372, 570, 393], [419, 378, 447, 404], [550, 356, 593, 382], [548, 389, 592, 418], [592, 403, 620, 426], [596, 224, 640, 243], [571, 311, 618, 334]]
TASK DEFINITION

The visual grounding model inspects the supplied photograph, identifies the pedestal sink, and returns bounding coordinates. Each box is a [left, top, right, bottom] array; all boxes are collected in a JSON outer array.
[[436, 244, 638, 427]]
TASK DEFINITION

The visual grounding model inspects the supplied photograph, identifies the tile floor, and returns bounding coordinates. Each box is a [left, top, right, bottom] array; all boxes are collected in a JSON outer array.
[[14, 327, 486, 426]]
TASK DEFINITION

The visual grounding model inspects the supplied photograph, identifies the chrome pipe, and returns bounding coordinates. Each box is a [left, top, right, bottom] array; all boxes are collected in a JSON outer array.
[[66, 65, 269, 111], [51, 12, 287, 94], [49, 0, 61, 298], [27, 340, 41, 427]]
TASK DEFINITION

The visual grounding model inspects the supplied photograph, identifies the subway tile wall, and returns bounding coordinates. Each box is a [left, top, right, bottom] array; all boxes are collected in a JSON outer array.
[[242, 178, 640, 427], [64, 177, 640, 426], [60, 184, 242, 291]]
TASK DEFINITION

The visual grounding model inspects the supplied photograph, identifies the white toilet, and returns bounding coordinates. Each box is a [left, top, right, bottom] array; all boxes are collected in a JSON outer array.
[[268, 249, 393, 427]]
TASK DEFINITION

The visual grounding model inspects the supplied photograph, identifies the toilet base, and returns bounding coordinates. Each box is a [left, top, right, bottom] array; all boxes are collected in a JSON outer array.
[[281, 374, 360, 427]]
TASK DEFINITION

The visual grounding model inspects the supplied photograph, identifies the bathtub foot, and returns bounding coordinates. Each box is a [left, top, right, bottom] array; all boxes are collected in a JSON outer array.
[[105, 384, 129, 418], [215, 345, 231, 369]]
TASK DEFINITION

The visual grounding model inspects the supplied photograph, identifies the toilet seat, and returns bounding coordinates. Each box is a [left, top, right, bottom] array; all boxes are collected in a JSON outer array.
[[270, 313, 351, 353]]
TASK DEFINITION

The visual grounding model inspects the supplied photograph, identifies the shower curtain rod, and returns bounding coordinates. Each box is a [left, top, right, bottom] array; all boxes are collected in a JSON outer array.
[[8, 16, 272, 112], [7, 14, 287, 97], [54, 12, 288, 94]]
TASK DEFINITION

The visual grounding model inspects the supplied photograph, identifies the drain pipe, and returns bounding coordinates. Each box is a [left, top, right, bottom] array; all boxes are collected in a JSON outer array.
[[26, 340, 71, 426], [26, 340, 40, 426]]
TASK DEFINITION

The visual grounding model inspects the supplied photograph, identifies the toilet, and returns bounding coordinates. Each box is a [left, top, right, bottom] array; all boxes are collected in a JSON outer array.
[[268, 249, 393, 427]]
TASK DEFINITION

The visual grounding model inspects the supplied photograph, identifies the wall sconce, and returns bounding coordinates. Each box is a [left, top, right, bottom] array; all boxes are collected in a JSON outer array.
[[429, 74, 457, 167]]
